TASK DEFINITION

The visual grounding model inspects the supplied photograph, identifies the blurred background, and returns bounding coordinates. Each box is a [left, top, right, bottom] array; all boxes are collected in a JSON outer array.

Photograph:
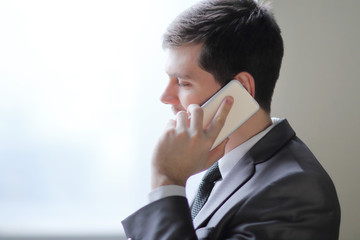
[[0, 0, 359, 239]]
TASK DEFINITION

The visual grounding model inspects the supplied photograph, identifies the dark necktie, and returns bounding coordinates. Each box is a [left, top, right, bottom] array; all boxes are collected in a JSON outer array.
[[191, 162, 222, 219]]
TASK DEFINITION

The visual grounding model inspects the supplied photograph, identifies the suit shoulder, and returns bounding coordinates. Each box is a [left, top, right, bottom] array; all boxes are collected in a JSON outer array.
[[251, 135, 340, 212]]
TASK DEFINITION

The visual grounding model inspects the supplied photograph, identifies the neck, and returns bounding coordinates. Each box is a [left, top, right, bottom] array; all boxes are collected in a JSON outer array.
[[225, 109, 272, 153]]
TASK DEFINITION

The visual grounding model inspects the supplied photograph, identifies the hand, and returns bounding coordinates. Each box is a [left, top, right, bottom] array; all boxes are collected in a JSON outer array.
[[151, 97, 233, 189]]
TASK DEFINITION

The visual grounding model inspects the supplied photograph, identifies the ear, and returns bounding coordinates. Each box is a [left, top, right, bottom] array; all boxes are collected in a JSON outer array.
[[233, 72, 255, 98]]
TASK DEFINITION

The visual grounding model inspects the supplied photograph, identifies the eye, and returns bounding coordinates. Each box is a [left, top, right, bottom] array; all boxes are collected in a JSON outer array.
[[177, 79, 191, 87], [178, 83, 190, 87]]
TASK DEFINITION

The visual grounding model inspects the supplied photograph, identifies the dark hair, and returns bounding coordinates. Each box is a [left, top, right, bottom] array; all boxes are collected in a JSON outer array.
[[163, 0, 284, 113]]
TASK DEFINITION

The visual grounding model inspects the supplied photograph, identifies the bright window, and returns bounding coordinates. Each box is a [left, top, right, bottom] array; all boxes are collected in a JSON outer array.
[[0, 0, 198, 237]]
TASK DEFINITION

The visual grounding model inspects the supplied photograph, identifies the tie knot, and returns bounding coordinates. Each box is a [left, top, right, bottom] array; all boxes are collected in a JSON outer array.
[[202, 162, 222, 184]]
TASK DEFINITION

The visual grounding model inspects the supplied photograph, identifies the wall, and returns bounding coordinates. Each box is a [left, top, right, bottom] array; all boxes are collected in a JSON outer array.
[[272, 1, 360, 239]]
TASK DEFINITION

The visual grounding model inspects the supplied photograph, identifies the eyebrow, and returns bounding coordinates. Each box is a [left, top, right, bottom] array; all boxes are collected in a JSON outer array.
[[168, 72, 192, 80]]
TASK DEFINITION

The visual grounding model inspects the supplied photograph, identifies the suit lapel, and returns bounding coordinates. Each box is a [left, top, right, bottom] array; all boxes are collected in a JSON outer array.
[[193, 154, 254, 228], [193, 119, 296, 229]]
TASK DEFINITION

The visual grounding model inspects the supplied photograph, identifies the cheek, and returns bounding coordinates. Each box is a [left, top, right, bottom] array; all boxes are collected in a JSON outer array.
[[178, 91, 202, 109], [179, 90, 216, 110], [177, 82, 221, 109]]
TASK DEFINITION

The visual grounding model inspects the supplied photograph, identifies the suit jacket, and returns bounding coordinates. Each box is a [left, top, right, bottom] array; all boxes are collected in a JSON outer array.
[[122, 119, 341, 240]]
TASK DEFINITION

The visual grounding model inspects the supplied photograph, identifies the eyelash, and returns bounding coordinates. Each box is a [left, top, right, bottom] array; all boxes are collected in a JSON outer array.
[[178, 83, 190, 87], [177, 80, 191, 87]]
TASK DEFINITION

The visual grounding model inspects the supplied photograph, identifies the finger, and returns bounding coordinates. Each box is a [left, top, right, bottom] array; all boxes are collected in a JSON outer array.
[[175, 111, 189, 130], [206, 138, 229, 169], [187, 104, 203, 131], [164, 119, 176, 131], [206, 96, 234, 140]]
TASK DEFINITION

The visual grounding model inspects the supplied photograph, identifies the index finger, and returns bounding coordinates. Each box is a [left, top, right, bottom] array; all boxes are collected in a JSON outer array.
[[187, 104, 203, 131], [206, 96, 233, 140]]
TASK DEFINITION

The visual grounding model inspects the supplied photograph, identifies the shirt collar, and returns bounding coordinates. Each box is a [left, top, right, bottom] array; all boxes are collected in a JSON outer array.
[[218, 117, 283, 179]]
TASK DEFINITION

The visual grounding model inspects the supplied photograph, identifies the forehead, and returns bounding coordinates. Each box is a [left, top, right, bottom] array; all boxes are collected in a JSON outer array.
[[165, 44, 203, 77]]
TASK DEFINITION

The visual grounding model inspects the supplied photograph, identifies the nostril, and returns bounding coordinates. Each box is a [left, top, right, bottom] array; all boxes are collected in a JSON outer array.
[[160, 95, 171, 104]]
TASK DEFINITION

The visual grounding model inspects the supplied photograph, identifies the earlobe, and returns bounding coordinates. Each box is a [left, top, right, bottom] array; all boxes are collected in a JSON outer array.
[[233, 72, 255, 98]]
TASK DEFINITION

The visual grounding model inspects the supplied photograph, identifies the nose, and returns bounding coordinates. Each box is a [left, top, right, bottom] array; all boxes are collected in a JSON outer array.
[[160, 82, 179, 105]]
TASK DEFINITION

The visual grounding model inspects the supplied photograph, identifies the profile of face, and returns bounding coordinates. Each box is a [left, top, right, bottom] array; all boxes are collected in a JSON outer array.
[[161, 44, 222, 115]]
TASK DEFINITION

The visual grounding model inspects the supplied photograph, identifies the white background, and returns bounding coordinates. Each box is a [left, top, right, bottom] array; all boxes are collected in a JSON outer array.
[[0, 0, 199, 237]]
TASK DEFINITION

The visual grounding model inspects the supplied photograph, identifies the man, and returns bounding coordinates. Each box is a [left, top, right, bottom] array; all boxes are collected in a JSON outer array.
[[122, 0, 341, 239]]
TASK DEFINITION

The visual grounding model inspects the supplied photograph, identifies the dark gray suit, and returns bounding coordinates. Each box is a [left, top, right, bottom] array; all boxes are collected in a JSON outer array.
[[122, 119, 341, 239]]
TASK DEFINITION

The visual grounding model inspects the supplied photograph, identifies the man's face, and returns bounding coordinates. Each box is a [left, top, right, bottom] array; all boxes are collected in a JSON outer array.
[[161, 44, 221, 114]]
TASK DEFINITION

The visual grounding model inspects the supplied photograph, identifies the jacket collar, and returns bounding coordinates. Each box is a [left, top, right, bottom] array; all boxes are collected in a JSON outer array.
[[193, 119, 296, 229]]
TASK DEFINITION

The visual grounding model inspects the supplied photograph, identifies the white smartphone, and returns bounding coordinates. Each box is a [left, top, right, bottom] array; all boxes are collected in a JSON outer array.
[[201, 80, 259, 150]]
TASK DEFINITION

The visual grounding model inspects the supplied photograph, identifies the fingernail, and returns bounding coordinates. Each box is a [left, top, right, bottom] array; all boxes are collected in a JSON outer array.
[[226, 97, 234, 104]]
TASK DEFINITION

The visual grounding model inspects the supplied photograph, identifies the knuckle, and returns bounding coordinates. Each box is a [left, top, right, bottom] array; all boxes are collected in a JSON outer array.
[[188, 104, 203, 118], [188, 103, 200, 110], [214, 115, 225, 125], [177, 111, 187, 118], [165, 128, 176, 137], [177, 129, 189, 138], [193, 107, 203, 115], [191, 129, 202, 139]]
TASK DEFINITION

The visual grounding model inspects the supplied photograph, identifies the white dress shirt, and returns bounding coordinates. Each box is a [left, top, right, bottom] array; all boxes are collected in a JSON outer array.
[[148, 118, 282, 204]]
